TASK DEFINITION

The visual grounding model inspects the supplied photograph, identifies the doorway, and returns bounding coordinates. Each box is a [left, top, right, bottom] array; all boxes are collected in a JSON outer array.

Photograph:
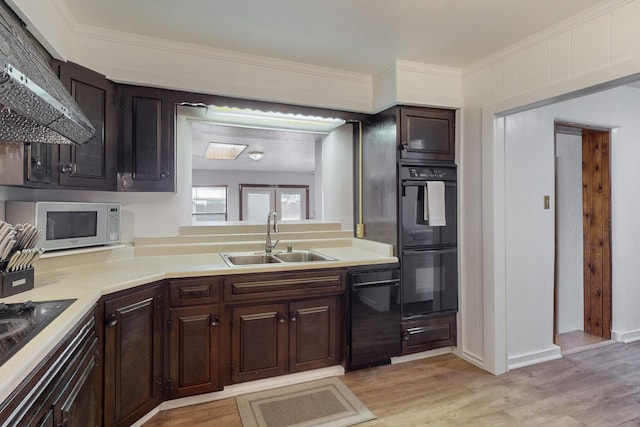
[[554, 123, 611, 352]]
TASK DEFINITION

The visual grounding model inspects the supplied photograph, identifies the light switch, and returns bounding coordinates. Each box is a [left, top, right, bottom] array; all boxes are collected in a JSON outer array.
[[544, 195, 550, 209]]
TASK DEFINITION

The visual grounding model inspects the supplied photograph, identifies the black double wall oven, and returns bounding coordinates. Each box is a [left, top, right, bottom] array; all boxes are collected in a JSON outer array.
[[400, 165, 458, 321]]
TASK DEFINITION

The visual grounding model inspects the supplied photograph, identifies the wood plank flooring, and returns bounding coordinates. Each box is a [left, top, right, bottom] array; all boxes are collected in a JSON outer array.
[[556, 330, 607, 353], [144, 342, 640, 426]]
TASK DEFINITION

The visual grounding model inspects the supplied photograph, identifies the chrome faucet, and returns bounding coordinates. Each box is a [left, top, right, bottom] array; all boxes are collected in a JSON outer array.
[[265, 210, 279, 253]]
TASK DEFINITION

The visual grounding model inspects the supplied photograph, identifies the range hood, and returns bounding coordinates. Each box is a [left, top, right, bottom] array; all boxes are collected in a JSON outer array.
[[0, 5, 94, 145]]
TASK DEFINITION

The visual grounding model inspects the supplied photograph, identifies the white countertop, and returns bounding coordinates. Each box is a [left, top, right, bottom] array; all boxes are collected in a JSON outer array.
[[0, 243, 397, 404]]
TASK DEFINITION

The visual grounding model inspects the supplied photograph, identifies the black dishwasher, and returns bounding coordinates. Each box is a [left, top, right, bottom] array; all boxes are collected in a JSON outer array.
[[346, 264, 401, 371]]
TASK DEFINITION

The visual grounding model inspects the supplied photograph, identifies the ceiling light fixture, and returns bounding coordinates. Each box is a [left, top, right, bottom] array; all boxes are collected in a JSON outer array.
[[204, 142, 247, 159], [247, 151, 264, 161], [205, 106, 346, 134]]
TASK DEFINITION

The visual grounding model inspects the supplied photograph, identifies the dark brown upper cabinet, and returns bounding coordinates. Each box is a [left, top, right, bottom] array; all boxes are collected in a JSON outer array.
[[118, 85, 176, 192], [399, 107, 455, 163], [23, 61, 117, 190], [57, 61, 118, 190]]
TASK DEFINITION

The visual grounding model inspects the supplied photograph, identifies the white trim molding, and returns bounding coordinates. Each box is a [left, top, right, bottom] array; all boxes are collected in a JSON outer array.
[[508, 345, 562, 370]]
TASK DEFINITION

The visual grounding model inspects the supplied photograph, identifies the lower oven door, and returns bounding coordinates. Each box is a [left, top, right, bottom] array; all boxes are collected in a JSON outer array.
[[348, 269, 401, 370], [401, 247, 458, 319]]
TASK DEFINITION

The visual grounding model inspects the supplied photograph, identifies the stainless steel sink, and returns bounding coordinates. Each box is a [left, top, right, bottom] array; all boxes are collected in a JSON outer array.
[[221, 249, 335, 267], [221, 253, 282, 266], [274, 250, 336, 263]]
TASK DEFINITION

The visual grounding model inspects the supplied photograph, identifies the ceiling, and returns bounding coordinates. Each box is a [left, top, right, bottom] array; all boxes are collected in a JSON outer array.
[[60, 0, 605, 74], [59, 0, 607, 173]]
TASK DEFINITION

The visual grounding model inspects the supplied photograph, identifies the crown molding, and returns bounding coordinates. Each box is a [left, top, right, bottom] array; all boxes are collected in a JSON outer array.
[[463, 0, 634, 76], [396, 59, 462, 78], [74, 24, 372, 85]]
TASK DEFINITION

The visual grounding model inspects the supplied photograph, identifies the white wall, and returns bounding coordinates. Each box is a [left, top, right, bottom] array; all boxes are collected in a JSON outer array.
[[504, 86, 640, 368], [321, 124, 354, 230], [555, 133, 584, 334], [463, 0, 640, 373], [192, 169, 316, 222]]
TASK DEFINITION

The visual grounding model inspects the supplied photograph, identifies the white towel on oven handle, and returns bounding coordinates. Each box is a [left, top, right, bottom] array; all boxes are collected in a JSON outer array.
[[424, 181, 446, 226]]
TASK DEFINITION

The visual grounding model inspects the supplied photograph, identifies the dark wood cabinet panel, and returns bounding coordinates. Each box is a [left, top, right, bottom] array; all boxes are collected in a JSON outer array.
[[104, 283, 164, 426], [169, 277, 221, 307], [118, 85, 175, 192], [224, 269, 345, 303], [401, 313, 456, 354], [399, 107, 455, 162], [54, 338, 100, 427], [57, 61, 117, 190], [168, 304, 221, 398], [231, 303, 288, 383], [289, 296, 339, 373]]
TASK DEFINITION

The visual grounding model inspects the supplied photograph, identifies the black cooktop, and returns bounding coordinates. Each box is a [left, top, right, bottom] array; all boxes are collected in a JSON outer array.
[[0, 299, 76, 367]]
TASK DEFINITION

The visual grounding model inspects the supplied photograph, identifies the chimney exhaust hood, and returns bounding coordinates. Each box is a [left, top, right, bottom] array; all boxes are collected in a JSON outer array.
[[0, 5, 95, 145]]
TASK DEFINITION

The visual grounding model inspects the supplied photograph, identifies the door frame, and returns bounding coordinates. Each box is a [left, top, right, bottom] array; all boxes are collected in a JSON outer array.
[[554, 122, 612, 341]]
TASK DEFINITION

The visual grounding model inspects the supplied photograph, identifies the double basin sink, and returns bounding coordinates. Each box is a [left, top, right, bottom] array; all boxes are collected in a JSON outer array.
[[221, 249, 336, 267]]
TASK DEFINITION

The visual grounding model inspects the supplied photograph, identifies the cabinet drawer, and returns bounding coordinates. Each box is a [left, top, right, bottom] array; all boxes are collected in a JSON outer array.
[[169, 277, 221, 306], [401, 313, 456, 355], [224, 269, 345, 302]]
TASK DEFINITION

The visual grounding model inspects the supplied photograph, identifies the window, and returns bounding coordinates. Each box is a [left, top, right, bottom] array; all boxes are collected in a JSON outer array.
[[192, 186, 228, 222], [240, 185, 309, 221]]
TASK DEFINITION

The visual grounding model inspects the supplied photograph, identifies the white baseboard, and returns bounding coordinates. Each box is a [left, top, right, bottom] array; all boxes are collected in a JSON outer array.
[[612, 328, 640, 343], [132, 365, 345, 426], [508, 345, 562, 370]]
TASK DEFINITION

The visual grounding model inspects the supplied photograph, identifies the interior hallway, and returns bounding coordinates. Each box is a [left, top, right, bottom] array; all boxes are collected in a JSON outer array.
[[144, 341, 640, 426]]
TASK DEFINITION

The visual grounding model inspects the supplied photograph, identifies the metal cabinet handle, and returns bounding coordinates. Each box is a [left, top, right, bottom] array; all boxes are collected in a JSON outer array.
[[60, 164, 73, 174], [106, 314, 118, 327], [160, 171, 171, 179], [210, 315, 219, 326], [289, 313, 297, 322]]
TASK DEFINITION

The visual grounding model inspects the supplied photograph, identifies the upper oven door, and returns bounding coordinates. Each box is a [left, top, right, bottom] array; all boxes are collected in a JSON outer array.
[[401, 178, 457, 248]]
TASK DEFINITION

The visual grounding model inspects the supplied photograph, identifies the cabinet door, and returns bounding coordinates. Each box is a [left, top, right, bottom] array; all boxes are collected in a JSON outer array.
[[289, 297, 340, 373], [401, 313, 456, 355], [400, 107, 455, 162], [104, 284, 164, 426], [57, 61, 117, 190], [56, 339, 101, 427], [169, 305, 221, 398], [24, 142, 55, 186], [231, 303, 287, 383], [118, 85, 175, 192]]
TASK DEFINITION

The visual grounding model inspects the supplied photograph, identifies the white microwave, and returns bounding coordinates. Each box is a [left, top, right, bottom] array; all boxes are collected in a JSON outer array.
[[5, 201, 120, 251]]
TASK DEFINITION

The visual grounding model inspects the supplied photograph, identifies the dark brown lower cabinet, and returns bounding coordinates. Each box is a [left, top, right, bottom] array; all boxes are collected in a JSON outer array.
[[0, 306, 101, 426], [401, 313, 457, 354], [103, 282, 164, 426], [168, 304, 221, 398], [289, 297, 339, 373], [231, 296, 340, 384]]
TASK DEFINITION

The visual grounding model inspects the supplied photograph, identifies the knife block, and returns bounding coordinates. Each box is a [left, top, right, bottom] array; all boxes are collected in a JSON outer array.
[[0, 267, 34, 297]]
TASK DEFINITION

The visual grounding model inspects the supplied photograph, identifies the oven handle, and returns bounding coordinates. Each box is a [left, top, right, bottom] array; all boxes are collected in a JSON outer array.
[[403, 248, 457, 256], [352, 279, 400, 289], [402, 181, 456, 187]]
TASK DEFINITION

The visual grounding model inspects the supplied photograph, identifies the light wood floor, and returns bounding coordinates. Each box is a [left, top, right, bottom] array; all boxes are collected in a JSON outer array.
[[144, 342, 640, 426], [555, 330, 606, 353]]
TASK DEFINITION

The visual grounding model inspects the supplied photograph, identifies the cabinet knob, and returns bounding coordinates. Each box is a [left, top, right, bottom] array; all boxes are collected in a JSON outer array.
[[401, 142, 409, 151], [210, 315, 219, 326], [60, 164, 73, 174], [278, 314, 286, 323], [160, 171, 171, 179], [289, 313, 297, 322], [106, 314, 118, 327], [403, 331, 410, 341]]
